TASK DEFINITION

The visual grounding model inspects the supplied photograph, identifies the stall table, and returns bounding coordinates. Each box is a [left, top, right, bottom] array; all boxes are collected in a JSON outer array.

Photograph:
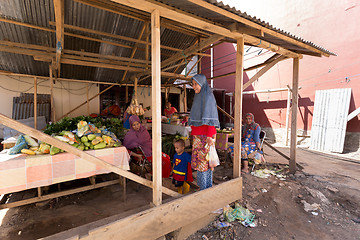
[[161, 123, 191, 137], [215, 132, 234, 150], [0, 146, 130, 208]]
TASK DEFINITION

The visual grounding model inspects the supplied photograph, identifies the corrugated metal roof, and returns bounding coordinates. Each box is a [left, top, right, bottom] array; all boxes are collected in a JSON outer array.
[[0, 0, 335, 85]]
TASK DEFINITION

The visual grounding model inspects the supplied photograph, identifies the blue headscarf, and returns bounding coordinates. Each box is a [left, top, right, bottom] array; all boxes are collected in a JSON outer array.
[[189, 74, 219, 127]]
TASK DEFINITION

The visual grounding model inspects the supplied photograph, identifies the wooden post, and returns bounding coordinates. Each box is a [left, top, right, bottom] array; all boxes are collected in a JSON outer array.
[[151, 9, 162, 206], [285, 86, 291, 146], [233, 37, 244, 178], [165, 87, 168, 104], [290, 58, 299, 174], [34, 77, 37, 129], [125, 86, 129, 103], [86, 83, 90, 115], [49, 66, 56, 122], [183, 84, 187, 112]]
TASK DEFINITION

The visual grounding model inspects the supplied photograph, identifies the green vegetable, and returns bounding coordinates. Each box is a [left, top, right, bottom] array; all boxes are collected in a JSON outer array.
[[84, 141, 90, 147], [77, 143, 85, 151], [113, 142, 122, 147], [94, 142, 106, 150], [87, 134, 97, 141], [89, 144, 94, 150], [85, 146, 89, 150], [81, 136, 88, 143], [71, 143, 79, 148], [50, 146, 61, 155]]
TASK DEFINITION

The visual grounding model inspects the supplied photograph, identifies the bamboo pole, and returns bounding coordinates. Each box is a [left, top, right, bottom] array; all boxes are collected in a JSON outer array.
[[183, 84, 187, 112], [285, 86, 291, 146]]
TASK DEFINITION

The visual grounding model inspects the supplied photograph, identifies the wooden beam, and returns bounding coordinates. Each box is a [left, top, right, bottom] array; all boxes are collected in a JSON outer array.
[[49, 21, 190, 53], [187, 0, 329, 57], [151, 9, 162, 206], [243, 55, 287, 90], [0, 114, 180, 198], [121, 23, 147, 83], [73, 178, 242, 240], [233, 37, 244, 178], [53, 0, 64, 77], [229, 23, 264, 37], [34, 77, 37, 129], [217, 105, 234, 121], [290, 58, 299, 174], [183, 84, 187, 112]]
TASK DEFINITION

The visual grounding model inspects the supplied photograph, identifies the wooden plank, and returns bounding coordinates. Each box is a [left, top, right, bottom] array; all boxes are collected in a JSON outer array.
[[34, 77, 37, 129], [187, 0, 329, 57], [53, 0, 64, 76], [183, 84, 187, 112], [290, 58, 299, 174], [79, 178, 242, 240], [0, 114, 180, 198], [172, 213, 218, 240], [243, 55, 287, 90], [347, 107, 360, 121], [233, 37, 244, 178], [151, 9, 162, 206], [0, 180, 119, 210]]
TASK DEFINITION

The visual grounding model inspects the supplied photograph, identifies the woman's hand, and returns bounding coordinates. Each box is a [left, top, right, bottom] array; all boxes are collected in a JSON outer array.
[[206, 137, 214, 146]]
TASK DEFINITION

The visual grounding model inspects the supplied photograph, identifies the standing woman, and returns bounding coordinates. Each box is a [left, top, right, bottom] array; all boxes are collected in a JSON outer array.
[[189, 74, 219, 190]]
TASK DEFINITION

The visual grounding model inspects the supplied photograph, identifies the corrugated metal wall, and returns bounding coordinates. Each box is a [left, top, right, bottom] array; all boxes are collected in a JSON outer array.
[[310, 88, 352, 153], [12, 93, 51, 123]]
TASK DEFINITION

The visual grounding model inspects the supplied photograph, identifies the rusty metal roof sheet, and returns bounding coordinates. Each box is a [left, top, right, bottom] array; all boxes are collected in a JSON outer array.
[[0, 0, 335, 84]]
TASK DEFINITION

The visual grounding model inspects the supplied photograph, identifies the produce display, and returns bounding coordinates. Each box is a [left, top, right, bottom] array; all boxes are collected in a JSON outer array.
[[8, 117, 123, 156]]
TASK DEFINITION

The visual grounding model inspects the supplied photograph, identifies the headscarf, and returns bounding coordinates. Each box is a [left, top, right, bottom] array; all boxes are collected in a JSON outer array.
[[123, 115, 152, 157], [189, 74, 219, 127], [242, 113, 259, 138]]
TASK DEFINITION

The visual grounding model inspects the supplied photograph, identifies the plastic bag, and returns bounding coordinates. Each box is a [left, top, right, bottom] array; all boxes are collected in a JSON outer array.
[[207, 144, 220, 168]]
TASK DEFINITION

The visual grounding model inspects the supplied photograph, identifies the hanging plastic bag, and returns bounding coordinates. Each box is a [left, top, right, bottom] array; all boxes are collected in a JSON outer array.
[[206, 140, 220, 168]]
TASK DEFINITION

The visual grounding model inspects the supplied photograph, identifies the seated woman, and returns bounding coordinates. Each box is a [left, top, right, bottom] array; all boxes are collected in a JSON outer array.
[[123, 115, 171, 178], [241, 113, 262, 173], [164, 102, 177, 118]]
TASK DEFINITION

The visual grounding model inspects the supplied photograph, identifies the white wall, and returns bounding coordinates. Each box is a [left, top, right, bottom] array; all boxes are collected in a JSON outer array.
[[0, 74, 100, 121], [134, 86, 184, 118]]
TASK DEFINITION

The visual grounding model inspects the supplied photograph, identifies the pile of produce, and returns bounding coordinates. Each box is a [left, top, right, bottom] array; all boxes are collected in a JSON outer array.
[[126, 98, 145, 116], [9, 119, 122, 156]]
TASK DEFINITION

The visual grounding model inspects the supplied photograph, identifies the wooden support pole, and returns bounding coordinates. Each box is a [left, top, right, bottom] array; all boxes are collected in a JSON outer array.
[[86, 83, 90, 115], [34, 77, 37, 129], [290, 58, 299, 174], [37, 187, 42, 197], [49, 66, 56, 122], [0, 114, 180, 198], [151, 9, 162, 206], [125, 86, 129, 103], [53, 0, 64, 77], [183, 84, 187, 112], [233, 37, 244, 178]]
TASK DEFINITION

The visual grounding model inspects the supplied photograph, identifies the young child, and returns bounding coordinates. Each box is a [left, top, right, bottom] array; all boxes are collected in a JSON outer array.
[[172, 139, 193, 194]]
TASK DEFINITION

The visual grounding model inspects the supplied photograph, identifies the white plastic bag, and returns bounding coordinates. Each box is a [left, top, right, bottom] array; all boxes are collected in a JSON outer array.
[[206, 144, 220, 168]]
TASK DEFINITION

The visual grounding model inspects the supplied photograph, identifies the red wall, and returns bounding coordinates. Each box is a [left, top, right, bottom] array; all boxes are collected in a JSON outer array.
[[201, 1, 360, 132]]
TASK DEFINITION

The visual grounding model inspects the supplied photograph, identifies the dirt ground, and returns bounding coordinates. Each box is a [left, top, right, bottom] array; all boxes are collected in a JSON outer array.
[[0, 144, 359, 240]]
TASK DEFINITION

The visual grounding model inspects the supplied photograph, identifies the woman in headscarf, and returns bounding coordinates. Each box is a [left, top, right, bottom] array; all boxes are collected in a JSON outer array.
[[123, 115, 171, 178], [241, 113, 261, 173], [189, 74, 219, 190]]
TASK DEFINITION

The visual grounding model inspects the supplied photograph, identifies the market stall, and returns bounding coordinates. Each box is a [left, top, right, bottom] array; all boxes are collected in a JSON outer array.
[[161, 123, 191, 137], [0, 147, 129, 196]]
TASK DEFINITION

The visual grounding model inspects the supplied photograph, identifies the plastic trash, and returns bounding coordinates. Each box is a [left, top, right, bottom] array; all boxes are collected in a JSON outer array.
[[216, 222, 231, 228], [223, 203, 255, 227]]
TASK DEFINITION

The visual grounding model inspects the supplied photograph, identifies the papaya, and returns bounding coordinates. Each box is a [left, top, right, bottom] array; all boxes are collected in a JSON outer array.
[[91, 136, 103, 145], [94, 142, 106, 150], [50, 146, 61, 155], [21, 149, 36, 155], [87, 134, 97, 141]]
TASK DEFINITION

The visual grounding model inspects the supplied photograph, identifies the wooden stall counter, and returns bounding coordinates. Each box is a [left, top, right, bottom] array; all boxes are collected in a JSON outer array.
[[161, 123, 191, 137], [0, 146, 130, 208]]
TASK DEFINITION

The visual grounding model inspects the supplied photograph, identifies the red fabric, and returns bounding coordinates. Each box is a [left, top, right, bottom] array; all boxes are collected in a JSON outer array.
[[164, 107, 177, 116], [147, 153, 171, 178], [186, 163, 193, 182], [191, 125, 216, 137]]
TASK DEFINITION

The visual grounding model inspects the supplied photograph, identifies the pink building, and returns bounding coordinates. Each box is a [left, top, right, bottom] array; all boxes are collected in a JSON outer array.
[[201, 1, 360, 147]]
